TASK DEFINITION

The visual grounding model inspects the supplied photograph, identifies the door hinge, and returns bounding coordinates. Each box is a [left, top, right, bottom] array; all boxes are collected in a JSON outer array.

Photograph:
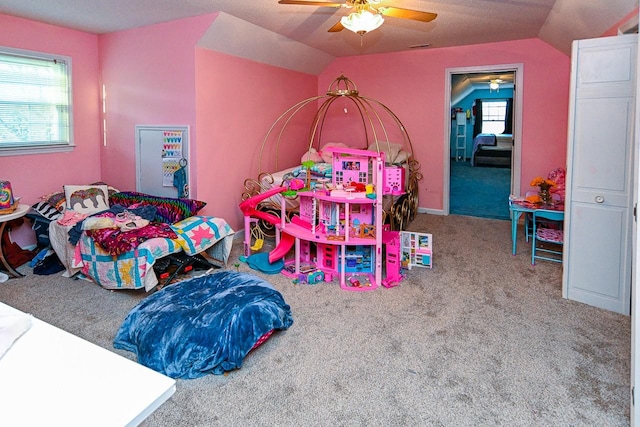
[[635, 204, 637, 222], [633, 386, 635, 405]]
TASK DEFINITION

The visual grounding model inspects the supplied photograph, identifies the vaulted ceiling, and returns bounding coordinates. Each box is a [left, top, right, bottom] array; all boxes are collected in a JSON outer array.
[[0, 0, 637, 74]]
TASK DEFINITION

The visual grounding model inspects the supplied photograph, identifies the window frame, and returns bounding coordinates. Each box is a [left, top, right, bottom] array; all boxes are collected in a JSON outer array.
[[0, 46, 74, 157], [480, 99, 507, 135]]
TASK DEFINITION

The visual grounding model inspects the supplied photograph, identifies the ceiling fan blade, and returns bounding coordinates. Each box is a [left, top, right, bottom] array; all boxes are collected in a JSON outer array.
[[328, 20, 345, 32], [378, 7, 437, 23], [278, 0, 345, 7]]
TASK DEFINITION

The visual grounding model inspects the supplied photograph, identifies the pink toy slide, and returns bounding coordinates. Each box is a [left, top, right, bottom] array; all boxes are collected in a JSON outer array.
[[267, 232, 294, 264], [239, 187, 295, 263]]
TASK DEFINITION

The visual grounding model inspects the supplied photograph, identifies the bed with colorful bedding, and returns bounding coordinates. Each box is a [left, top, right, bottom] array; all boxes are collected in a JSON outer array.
[[46, 188, 234, 291]]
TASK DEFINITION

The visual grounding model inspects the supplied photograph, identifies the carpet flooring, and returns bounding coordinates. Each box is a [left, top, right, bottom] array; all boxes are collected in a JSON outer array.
[[0, 214, 631, 426], [450, 160, 511, 220]]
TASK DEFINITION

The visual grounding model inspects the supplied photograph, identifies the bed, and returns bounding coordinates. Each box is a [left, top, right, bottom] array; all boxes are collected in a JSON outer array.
[[242, 74, 423, 235], [244, 141, 420, 235], [46, 189, 234, 292], [471, 133, 513, 167]]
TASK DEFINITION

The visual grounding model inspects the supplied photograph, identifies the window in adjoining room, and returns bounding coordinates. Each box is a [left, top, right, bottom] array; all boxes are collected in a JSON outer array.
[[0, 47, 73, 156], [481, 100, 507, 134]]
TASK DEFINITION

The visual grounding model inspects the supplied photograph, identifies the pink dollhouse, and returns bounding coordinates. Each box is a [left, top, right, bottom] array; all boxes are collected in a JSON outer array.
[[242, 146, 415, 291]]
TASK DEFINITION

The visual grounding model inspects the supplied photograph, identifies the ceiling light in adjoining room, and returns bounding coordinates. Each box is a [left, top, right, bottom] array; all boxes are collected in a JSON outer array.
[[489, 79, 501, 92], [341, 8, 384, 36]]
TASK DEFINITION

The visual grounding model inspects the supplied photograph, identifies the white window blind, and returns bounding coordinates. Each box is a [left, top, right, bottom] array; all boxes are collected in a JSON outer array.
[[0, 48, 72, 154], [481, 100, 507, 134]]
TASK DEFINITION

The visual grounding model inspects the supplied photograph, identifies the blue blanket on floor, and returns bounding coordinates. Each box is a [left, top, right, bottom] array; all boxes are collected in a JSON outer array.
[[113, 270, 293, 378]]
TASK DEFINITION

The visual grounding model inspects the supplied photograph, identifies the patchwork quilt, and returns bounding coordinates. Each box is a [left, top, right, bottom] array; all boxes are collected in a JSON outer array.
[[51, 216, 235, 291]]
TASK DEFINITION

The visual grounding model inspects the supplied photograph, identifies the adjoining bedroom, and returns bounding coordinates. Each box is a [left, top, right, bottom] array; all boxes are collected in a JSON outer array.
[[448, 70, 516, 220]]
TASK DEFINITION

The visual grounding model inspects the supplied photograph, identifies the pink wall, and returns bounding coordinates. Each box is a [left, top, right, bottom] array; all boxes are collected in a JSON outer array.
[[0, 14, 101, 246], [0, 14, 101, 206], [194, 49, 317, 230], [100, 14, 317, 231], [319, 38, 571, 211], [98, 14, 220, 195]]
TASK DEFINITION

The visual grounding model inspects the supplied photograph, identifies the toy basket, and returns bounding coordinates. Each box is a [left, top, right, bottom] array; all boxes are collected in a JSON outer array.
[[0, 201, 18, 215]]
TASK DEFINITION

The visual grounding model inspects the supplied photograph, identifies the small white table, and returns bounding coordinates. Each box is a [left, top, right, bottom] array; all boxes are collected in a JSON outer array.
[[0, 303, 176, 426], [0, 203, 30, 277]]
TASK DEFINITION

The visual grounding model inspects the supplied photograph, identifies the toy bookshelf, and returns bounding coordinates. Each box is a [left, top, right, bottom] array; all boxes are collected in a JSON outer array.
[[401, 231, 433, 269]]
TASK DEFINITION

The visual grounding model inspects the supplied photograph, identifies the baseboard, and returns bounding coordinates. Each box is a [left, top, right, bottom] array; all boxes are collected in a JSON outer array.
[[417, 207, 444, 215]]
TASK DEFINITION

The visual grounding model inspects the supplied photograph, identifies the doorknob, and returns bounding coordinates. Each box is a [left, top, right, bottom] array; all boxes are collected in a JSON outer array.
[[595, 195, 605, 203]]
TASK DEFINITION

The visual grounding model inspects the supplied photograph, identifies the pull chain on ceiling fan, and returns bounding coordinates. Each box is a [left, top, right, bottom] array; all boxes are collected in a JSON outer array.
[[278, 0, 437, 40]]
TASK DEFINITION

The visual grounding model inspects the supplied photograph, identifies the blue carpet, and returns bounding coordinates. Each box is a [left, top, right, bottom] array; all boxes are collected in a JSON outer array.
[[450, 160, 510, 220]]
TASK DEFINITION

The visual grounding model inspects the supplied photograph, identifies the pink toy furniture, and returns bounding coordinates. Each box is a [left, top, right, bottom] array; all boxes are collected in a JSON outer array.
[[381, 226, 402, 288], [242, 147, 422, 291], [273, 147, 386, 291], [400, 231, 432, 269]]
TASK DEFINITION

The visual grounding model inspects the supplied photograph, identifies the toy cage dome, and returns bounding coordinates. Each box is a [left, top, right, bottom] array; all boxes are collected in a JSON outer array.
[[258, 74, 417, 173], [245, 74, 422, 233]]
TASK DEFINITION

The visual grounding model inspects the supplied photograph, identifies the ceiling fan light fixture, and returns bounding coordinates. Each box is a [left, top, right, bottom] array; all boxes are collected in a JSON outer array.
[[341, 9, 384, 35], [489, 80, 500, 92]]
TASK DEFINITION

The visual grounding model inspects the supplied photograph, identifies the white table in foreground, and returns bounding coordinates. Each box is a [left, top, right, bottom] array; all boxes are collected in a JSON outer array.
[[0, 303, 176, 426]]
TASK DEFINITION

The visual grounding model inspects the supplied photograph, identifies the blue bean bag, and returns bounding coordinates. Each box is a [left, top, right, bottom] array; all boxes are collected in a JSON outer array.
[[113, 270, 293, 378]]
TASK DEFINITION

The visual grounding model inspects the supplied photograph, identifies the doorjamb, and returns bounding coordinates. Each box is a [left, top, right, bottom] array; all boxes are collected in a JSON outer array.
[[443, 63, 524, 215]]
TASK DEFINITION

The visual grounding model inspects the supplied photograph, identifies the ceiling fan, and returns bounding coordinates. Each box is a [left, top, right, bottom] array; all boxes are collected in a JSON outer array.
[[489, 79, 504, 92], [277, 0, 438, 36]]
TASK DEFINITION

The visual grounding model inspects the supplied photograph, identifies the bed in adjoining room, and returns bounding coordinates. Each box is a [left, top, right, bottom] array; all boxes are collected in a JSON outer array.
[[471, 133, 513, 167]]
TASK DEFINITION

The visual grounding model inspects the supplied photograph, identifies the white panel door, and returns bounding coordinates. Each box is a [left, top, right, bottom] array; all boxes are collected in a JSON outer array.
[[135, 125, 190, 198], [564, 35, 637, 315]]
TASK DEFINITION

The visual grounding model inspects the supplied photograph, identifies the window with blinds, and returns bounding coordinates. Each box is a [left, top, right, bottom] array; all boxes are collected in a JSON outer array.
[[0, 48, 73, 155], [481, 100, 507, 134]]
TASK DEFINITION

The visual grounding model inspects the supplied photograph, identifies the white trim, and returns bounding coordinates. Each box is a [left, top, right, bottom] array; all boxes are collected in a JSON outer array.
[[417, 207, 444, 216], [630, 24, 639, 427], [619, 13, 639, 35], [0, 46, 74, 154], [0, 144, 75, 156], [443, 63, 524, 215]]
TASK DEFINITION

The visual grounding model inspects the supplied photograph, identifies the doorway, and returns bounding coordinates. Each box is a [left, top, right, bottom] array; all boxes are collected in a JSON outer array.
[[443, 64, 523, 218]]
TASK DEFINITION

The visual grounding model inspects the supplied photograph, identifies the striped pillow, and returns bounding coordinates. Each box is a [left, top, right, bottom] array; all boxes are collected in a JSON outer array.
[[31, 201, 62, 221]]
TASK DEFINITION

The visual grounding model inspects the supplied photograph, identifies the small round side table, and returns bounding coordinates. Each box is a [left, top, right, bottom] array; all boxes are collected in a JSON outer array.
[[0, 203, 30, 278]]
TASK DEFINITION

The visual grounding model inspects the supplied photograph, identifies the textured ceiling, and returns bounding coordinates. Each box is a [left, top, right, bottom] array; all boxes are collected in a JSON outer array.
[[0, 0, 637, 73]]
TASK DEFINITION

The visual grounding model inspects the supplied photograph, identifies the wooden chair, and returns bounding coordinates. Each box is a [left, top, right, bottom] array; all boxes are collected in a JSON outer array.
[[531, 209, 564, 265]]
